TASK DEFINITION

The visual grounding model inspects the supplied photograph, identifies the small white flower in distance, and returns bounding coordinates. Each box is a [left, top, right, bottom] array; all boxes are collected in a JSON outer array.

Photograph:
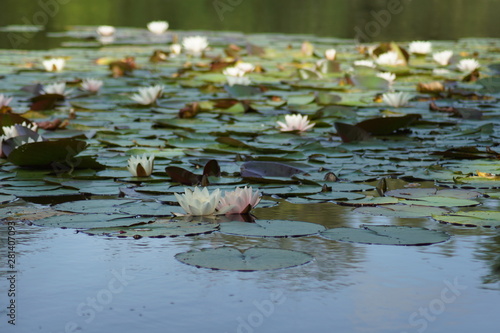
[[382, 91, 412, 107], [127, 154, 154, 177], [80, 78, 103, 93], [42, 58, 65, 72], [147, 21, 169, 34], [130, 85, 164, 105], [41, 82, 72, 96], [182, 36, 209, 56], [409, 41, 432, 55], [0, 94, 13, 108], [376, 51, 405, 66], [432, 50, 453, 66], [457, 59, 480, 73], [325, 48, 337, 61], [277, 114, 315, 132], [96, 25, 115, 37], [376, 72, 396, 85]]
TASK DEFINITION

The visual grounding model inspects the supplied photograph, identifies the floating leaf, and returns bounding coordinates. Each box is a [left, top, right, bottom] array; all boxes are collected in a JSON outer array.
[[241, 161, 305, 178], [53, 199, 137, 214], [219, 220, 325, 238], [321, 225, 450, 245], [356, 114, 422, 136], [399, 196, 480, 207], [433, 211, 500, 228], [354, 204, 449, 218], [32, 213, 153, 229], [175, 247, 313, 271], [338, 196, 399, 206]]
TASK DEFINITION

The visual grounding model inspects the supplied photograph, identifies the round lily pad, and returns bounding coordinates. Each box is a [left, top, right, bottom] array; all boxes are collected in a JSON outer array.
[[0, 194, 16, 204], [386, 188, 482, 199], [53, 199, 137, 214], [306, 192, 365, 201], [354, 204, 449, 218], [338, 196, 399, 206], [84, 220, 219, 238], [219, 220, 326, 238], [32, 213, 153, 229], [321, 225, 450, 245], [175, 247, 314, 271], [118, 201, 183, 217], [432, 211, 500, 228], [399, 196, 480, 207]]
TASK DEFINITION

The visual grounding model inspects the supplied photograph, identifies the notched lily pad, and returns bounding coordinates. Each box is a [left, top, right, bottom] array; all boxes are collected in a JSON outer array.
[[219, 219, 326, 238], [321, 225, 450, 245], [175, 247, 314, 271]]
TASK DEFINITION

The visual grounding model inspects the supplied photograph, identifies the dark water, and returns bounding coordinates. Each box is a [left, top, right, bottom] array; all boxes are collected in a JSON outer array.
[[0, 0, 499, 49]]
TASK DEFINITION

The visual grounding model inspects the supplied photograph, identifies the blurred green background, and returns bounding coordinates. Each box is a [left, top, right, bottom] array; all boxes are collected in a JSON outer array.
[[0, 0, 499, 49]]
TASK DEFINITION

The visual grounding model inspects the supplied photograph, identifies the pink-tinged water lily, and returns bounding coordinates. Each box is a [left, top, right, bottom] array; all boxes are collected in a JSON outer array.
[[432, 50, 453, 66], [41, 82, 72, 96], [457, 59, 480, 72], [376, 72, 396, 85], [0, 94, 13, 108], [127, 154, 154, 177], [382, 91, 412, 107], [175, 187, 225, 216], [182, 36, 209, 56], [353, 60, 376, 68], [376, 51, 405, 66], [147, 21, 169, 34], [409, 41, 432, 55], [42, 58, 65, 72], [277, 114, 315, 132], [80, 78, 103, 93], [96, 25, 115, 37], [217, 186, 261, 215], [325, 48, 337, 61], [130, 85, 164, 105]]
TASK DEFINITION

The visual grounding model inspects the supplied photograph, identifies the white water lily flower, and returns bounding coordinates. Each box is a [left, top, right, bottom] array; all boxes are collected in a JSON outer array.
[[182, 36, 209, 56], [433, 50, 453, 66], [325, 48, 337, 61], [353, 60, 376, 68], [409, 41, 432, 55], [376, 51, 405, 66], [2, 122, 38, 139], [457, 59, 480, 73], [235, 62, 255, 73], [277, 114, 315, 132], [376, 72, 396, 85], [96, 25, 115, 37], [80, 78, 103, 93], [217, 186, 261, 215], [147, 21, 169, 35], [42, 58, 65, 72], [170, 43, 182, 55], [175, 187, 224, 216], [223, 67, 246, 77], [226, 76, 251, 86], [382, 91, 412, 107], [130, 85, 164, 105], [41, 82, 72, 96], [0, 94, 13, 108], [127, 154, 154, 177]]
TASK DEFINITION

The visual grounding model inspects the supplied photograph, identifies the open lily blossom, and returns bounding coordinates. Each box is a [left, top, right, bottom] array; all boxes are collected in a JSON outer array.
[[147, 21, 169, 34], [432, 50, 453, 66], [130, 85, 164, 105], [223, 67, 246, 77], [96, 25, 115, 37], [382, 91, 412, 107], [80, 78, 103, 93], [376, 51, 405, 66], [457, 58, 480, 72], [325, 48, 337, 61], [41, 82, 72, 96], [277, 114, 315, 132], [182, 36, 209, 56], [175, 187, 226, 216], [2, 122, 38, 139], [223, 67, 251, 86], [170, 43, 182, 55], [0, 94, 13, 108], [217, 186, 261, 215], [127, 154, 154, 177], [353, 60, 376, 68], [235, 62, 255, 73], [376, 72, 396, 85], [408, 41, 432, 55], [42, 58, 65, 72]]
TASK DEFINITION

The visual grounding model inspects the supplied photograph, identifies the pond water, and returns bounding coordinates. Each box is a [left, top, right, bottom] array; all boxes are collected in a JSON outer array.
[[0, 7, 500, 333]]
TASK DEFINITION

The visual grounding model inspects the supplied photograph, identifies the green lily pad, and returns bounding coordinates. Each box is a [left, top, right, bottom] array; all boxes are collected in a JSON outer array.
[[306, 192, 365, 201], [385, 188, 482, 199], [321, 225, 450, 245], [175, 247, 314, 271], [118, 201, 183, 217], [354, 204, 450, 218], [53, 199, 138, 214], [0, 194, 16, 204], [32, 213, 153, 229], [84, 220, 219, 238], [338, 196, 399, 206], [399, 196, 480, 207], [219, 220, 325, 238], [432, 211, 500, 228]]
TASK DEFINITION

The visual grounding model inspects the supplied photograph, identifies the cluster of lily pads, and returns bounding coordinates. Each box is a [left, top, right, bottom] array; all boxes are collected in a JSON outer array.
[[0, 22, 499, 270]]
